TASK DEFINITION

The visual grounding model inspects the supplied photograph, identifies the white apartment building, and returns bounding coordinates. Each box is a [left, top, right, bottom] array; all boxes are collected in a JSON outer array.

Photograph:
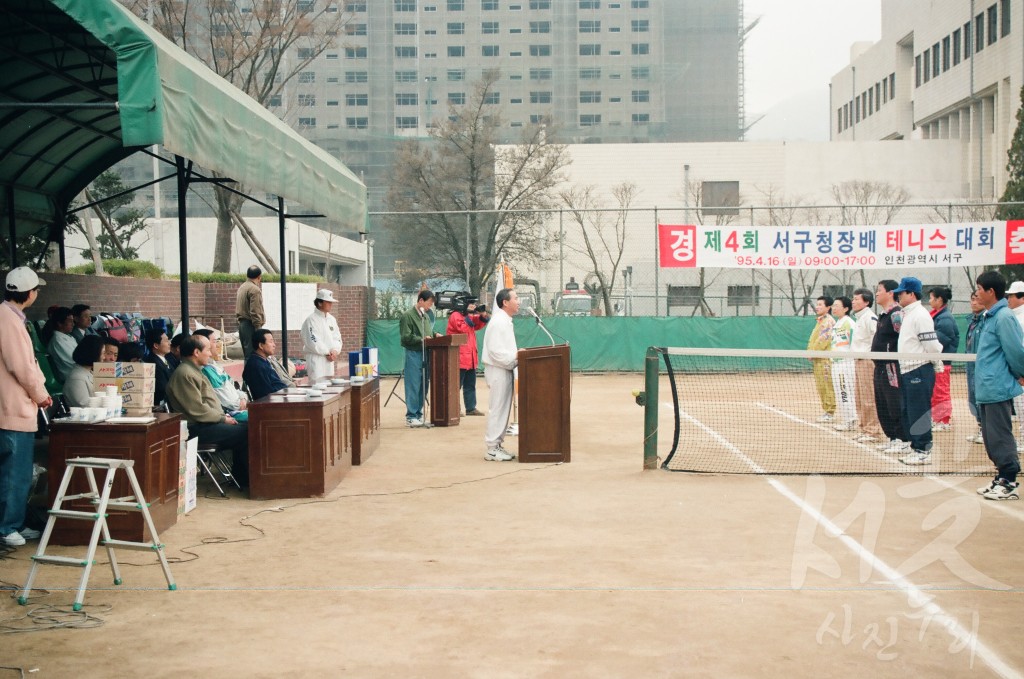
[[831, 0, 1022, 199]]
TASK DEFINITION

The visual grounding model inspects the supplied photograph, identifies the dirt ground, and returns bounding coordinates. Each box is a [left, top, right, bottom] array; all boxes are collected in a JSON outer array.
[[1, 374, 1021, 678]]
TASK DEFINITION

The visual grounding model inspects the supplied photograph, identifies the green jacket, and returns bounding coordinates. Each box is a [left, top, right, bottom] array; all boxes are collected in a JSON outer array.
[[399, 305, 433, 350]]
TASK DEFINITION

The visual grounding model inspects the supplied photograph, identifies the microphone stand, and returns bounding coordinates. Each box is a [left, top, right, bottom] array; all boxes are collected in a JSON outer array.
[[530, 309, 557, 347]]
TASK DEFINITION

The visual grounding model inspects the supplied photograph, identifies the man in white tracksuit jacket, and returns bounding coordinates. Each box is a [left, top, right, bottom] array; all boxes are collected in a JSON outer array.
[[301, 289, 343, 383], [481, 288, 520, 461]]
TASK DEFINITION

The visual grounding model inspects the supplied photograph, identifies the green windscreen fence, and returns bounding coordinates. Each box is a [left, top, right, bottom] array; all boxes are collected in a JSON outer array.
[[366, 315, 972, 373]]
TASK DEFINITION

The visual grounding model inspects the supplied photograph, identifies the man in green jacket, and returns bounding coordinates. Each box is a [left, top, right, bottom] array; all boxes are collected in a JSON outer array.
[[399, 290, 440, 427]]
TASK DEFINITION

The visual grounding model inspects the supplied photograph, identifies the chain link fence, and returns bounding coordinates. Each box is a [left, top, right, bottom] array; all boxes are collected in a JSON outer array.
[[368, 201, 1008, 318]]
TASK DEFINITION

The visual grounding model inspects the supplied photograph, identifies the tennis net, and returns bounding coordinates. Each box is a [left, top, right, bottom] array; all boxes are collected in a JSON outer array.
[[647, 347, 989, 476]]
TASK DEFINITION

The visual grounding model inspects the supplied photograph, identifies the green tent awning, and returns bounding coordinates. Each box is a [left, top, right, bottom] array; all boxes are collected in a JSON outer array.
[[0, 0, 366, 241]]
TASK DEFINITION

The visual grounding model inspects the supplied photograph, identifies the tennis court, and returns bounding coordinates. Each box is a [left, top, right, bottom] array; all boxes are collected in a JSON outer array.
[[1, 373, 1021, 678]]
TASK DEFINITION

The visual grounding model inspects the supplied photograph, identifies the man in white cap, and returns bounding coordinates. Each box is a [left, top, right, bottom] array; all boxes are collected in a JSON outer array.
[[0, 267, 52, 547], [301, 288, 342, 383]]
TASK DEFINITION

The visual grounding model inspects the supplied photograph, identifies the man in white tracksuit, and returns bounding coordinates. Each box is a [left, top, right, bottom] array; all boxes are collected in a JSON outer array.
[[481, 288, 520, 461], [301, 289, 343, 383]]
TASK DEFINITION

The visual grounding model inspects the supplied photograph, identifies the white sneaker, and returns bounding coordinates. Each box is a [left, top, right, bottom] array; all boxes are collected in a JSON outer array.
[[18, 527, 40, 540], [932, 422, 951, 432], [977, 478, 999, 495], [832, 421, 856, 432], [406, 418, 424, 428], [484, 448, 514, 462], [882, 440, 910, 454], [816, 413, 834, 423], [854, 433, 878, 443], [505, 423, 519, 436], [981, 479, 1020, 500], [899, 450, 932, 466], [967, 430, 984, 444], [2, 532, 25, 547]]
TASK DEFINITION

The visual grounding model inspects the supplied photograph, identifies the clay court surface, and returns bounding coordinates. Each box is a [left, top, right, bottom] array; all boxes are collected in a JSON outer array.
[[1, 374, 1021, 678]]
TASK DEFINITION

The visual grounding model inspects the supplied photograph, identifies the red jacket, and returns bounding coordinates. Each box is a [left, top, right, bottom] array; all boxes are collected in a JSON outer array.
[[446, 311, 488, 370]]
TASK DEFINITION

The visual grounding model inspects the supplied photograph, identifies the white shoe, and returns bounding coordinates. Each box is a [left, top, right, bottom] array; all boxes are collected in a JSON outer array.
[[2, 532, 25, 547], [932, 422, 951, 432], [883, 440, 910, 454], [816, 413, 834, 423], [967, 430, 984, 444], [854, 433, 878, 443], [899, 450, 932, 466], [484, 448, 514, 462], [981, 479, 1020, 500], [406, 418, 424, 428], [18, 527, 40, 540], [505, 423, 519, 436], [977, 478, 999, 495]]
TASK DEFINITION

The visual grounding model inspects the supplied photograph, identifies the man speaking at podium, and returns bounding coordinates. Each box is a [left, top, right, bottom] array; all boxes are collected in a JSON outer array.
[[481, 288, 520, 461]]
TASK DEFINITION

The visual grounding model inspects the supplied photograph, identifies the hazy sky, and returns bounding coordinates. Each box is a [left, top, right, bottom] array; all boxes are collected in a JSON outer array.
[[743, 0, 882, 140]]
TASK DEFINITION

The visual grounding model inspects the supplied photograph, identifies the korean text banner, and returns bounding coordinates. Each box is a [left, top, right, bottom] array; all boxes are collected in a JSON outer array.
[[658, 221, 1024, 269]]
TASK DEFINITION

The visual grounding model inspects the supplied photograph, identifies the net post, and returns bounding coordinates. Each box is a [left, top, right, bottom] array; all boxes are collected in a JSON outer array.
[[643, 346, 660, 470]]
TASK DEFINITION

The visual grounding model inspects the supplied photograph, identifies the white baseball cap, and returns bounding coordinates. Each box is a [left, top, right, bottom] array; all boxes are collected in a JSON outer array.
[[315, 289, 336, 302], [5, 267, 45, 292]]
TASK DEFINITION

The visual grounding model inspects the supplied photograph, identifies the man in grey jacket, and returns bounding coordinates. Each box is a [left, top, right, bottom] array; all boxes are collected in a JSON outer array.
[[973, 271, 1024, 500]]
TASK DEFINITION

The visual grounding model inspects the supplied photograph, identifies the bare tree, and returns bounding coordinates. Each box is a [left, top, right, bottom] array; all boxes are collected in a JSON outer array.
[[559, 182, 638, 316], [753, 184, 822, 316], [118, 0, 346, 272], [384, 70, 570, 296]]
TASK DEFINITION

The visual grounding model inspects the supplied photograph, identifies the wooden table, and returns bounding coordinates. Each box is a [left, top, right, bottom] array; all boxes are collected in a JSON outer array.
[[247, 388, 352, 499], [47, 413, 182, 545], [350, 378, 381, 465]]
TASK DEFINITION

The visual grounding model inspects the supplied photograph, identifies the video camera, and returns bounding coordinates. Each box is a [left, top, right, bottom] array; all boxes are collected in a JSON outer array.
[[434, 291, 485, 315]]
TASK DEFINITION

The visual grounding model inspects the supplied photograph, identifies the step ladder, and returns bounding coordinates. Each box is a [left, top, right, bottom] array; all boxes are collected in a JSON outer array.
[[18, 457, 176, 611]]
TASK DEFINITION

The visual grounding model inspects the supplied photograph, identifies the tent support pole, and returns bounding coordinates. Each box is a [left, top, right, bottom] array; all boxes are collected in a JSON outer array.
[[176, 155, 190, 332], [278, 197, 288, 364], [7, 185, 16, 268]]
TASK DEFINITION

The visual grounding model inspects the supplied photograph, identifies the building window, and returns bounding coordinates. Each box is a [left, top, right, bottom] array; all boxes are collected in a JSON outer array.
[[448, 22, 465, 34], [855, 94, 861, 121], [448, 92, 466, 104], [631, 19, 649, 32], [703, 181, 740, 216], [580, 67, 601, 79], [394, 23, 416, 35], [632, 113, 649, 125], [964, 21, 973, 57], [345, 71, 368, 83], [875, 82, 881, 107], [298, 94, 316, 106], [631, 89, 650, 103], [268, 94, 282, 107], [483, 92, 500, 104], [931, 43, 939, 77], [530, 44, 552, 57], [579, 20, 601, 33], [345, 94, 368, 106], [530, 68, 552, 80], [482, 22, 499, 34], [580, 114, 602, 126], [579, 90, 601, 103], [346, 117, 368, 129], [483, 45, 500, 56], [631, 0, 648, 6], [325, 54, 338, 61], [530, 0, 551, 7], [396, 93, 419, 106], [631, 43, 649, 55], [346, 23, 368, 35], [988, 4, 998, 44], [975, 13, 985, 52], [448, 69, 466, 81], [530, 91, 552, 103], [530, 21, 551, 33], [579, 0, 599, 7], [448, 0, 464, 8], [345, 2, 367, 10], [346, 47, 368, 59], [632, 66, 650, 79], [942, 36, 950, 71], [394, 0, 416, 10], [448, 46, 466, 57], [298, 118, 316, 128], [396, 46, 417, 58], [396, 116, 418, 129], [297, 48, 315, 59], [298, 71, 315, 83], [953, 28, 962, 65], [889, 73, 895, 99], [580, 44, 601, 56], [482, 0, 499, 8], [395, 70, 418, 82], [727, 286, 760, 308], [327, 100, 339, 107], [530, 114, 545, 123], [922, 50, 930, 83], [1002, 0, 1011, 37]]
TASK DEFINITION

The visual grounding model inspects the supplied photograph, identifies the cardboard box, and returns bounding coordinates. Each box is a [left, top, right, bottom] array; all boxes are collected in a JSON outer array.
[[177, 423, 197, 515], [93, 362, 155, 378], [119, 391, 155, 408], [94, 377, 156, 394]]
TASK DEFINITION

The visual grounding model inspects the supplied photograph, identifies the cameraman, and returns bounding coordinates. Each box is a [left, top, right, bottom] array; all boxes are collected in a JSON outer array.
[[446, 298, 489, 416]]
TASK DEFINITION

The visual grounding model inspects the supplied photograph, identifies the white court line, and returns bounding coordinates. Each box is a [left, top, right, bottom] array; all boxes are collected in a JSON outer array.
[[754, 402, 1024, 521], [673, 404, 1022, 679]]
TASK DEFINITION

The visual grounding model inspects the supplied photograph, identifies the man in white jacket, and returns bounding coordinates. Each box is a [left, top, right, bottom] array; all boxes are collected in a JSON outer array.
[[480, 288, 520, 461], [301, 289, 343, 383]]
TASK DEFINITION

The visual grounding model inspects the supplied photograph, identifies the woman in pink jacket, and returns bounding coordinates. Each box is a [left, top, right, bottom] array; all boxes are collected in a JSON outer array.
[[0, 268, 52, 547]]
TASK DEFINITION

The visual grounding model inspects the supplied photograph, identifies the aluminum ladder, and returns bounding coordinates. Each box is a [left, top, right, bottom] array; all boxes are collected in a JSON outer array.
[[18, 457, 176, 611]]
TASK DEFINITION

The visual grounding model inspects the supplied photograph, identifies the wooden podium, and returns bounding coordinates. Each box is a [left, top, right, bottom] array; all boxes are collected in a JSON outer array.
[[518, 344, 571, 463], [425, 334, 466, 426]]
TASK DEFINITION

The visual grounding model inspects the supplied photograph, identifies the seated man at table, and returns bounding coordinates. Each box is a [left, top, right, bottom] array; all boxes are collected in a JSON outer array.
[[166, 334, 249, 487], [242, 329, 294, 400]]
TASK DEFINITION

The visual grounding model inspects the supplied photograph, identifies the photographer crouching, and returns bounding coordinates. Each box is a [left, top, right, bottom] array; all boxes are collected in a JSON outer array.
[[444, 294, 490, 416]]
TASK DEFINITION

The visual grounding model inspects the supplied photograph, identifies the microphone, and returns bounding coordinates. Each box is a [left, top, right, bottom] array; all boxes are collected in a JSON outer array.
[[527, 306, 541, 324], [527, 307, 556, 346]]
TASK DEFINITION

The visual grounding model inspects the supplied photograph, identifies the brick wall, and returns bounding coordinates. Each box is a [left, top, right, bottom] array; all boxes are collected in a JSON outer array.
[[14, 273, 371, 356]]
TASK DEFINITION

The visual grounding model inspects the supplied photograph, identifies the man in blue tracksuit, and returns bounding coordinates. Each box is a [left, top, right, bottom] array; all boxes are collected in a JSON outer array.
[[973, 270, 1024, 500]]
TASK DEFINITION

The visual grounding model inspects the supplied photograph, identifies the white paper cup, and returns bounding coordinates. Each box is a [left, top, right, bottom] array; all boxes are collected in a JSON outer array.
[[307, 389, 323, 398], [105, 386, 117, 396], [69, 407, 84, 420], [87, 407, 105, 421], [88, 396, 103, 408]]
